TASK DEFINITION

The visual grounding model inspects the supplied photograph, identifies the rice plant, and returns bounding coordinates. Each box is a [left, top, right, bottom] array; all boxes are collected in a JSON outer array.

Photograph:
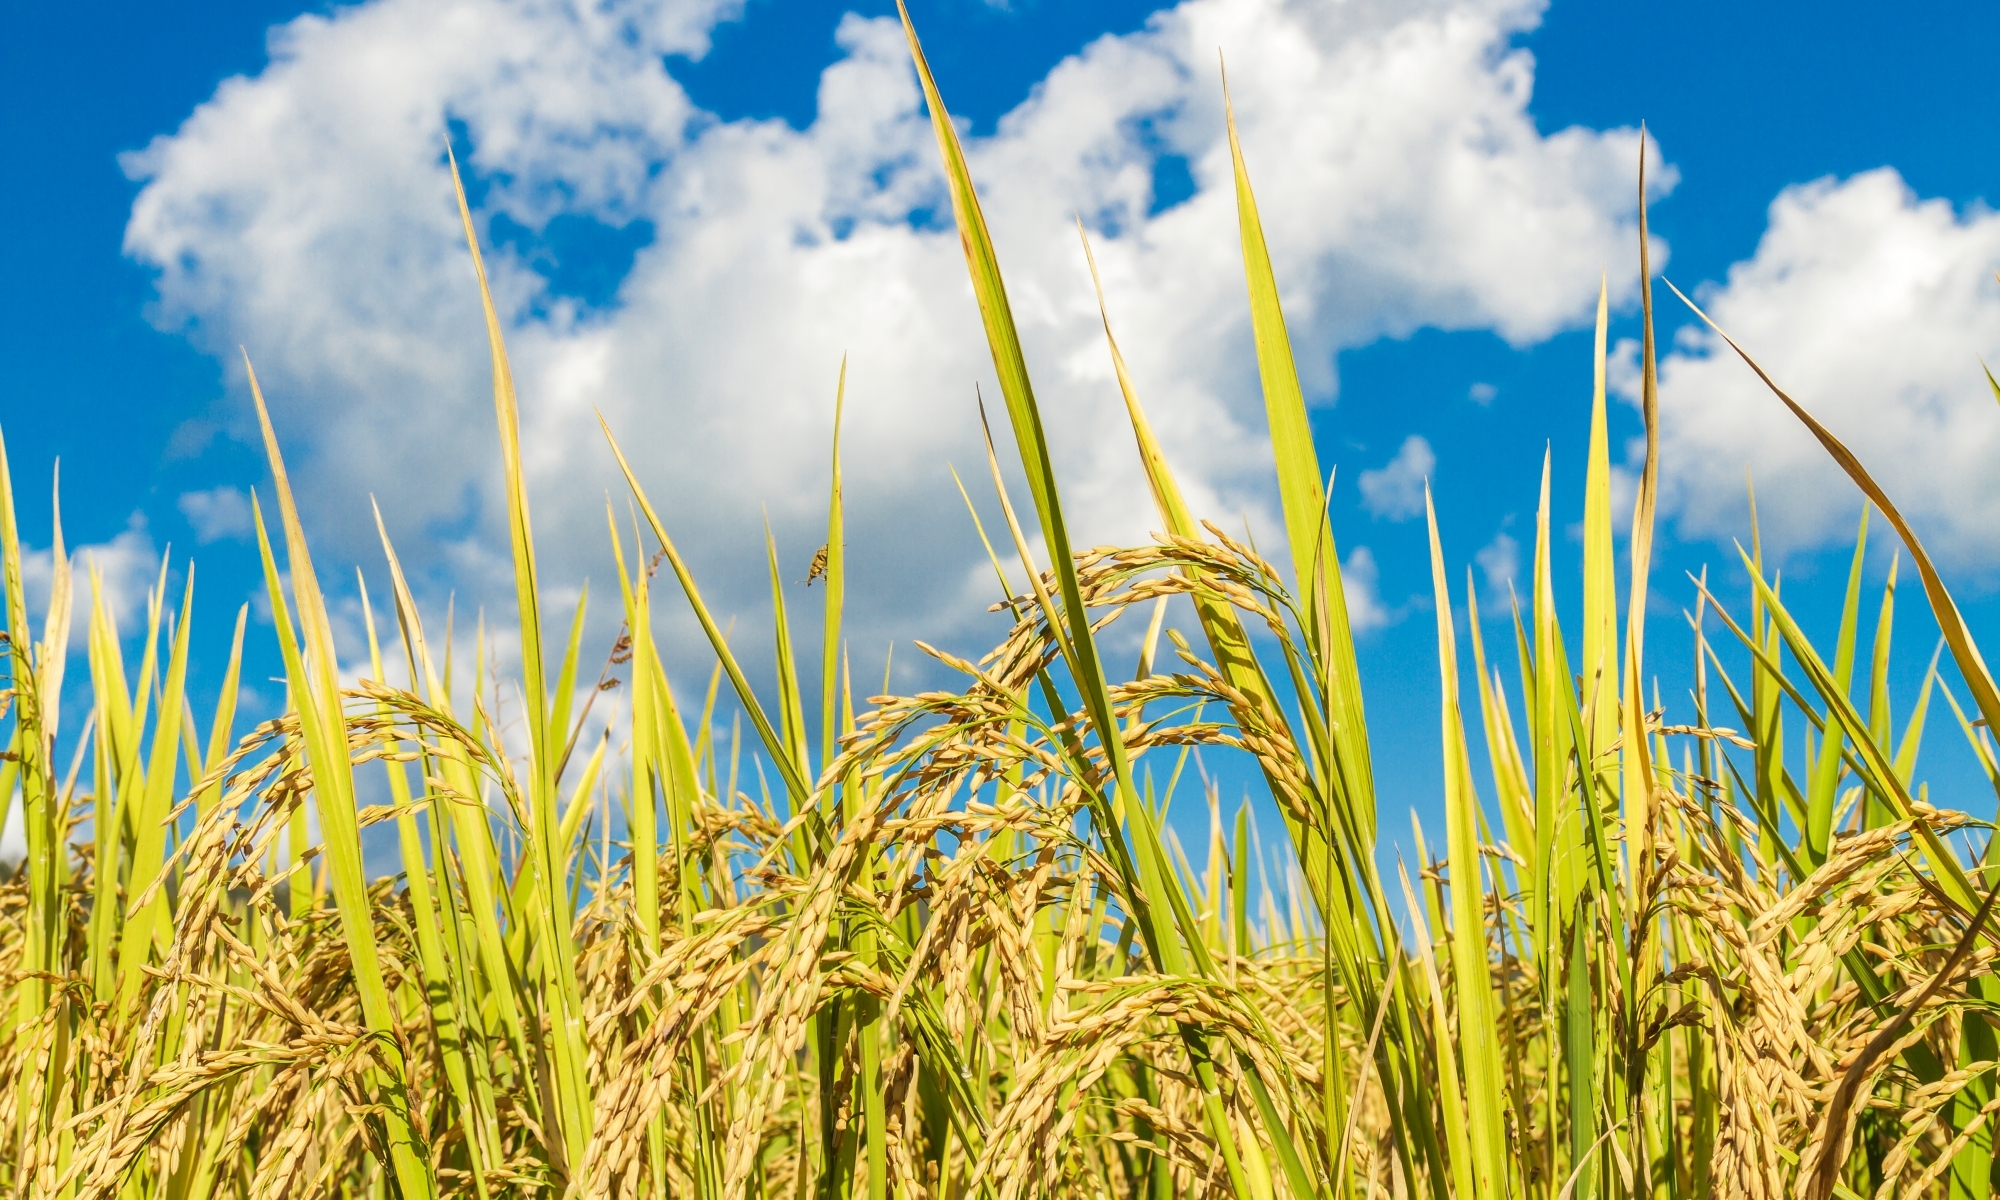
[[5, 6, 2000, 1197]]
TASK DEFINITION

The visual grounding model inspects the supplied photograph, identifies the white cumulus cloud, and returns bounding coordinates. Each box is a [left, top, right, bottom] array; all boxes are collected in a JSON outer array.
[[18, 519, 160, 649], [1638, 168, 2000, 571], [1340, 546, 1391, 633], [1358, 435, 1436, 521], [1474, 529, 1518, 603], [179, 486, 256, 543], [120, 0, 1663, 678]]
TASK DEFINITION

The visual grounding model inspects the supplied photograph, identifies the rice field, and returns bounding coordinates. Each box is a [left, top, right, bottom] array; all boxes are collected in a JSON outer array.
[[6, 7, 2000, 1198]]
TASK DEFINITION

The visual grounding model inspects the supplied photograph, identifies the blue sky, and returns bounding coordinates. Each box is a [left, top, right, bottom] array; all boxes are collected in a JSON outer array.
[[4, 0, 2000, 855]]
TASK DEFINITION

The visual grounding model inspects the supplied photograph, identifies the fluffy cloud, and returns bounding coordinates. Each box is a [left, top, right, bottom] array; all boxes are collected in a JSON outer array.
[[18, 519, 159, 649], [1641, 168, 2000, 570], [122, 0, 1660, 679], [1340, 547, 1391, 633], [1474, 529, 1518, 602], [1358, 434, 1436, 520], [179, 486, 256, 543]]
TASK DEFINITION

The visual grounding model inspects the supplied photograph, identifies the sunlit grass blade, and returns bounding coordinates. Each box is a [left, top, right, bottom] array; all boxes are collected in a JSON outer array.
[[1424, 486, 1508, 1195], [1563, 906, 1597, 1200], [1625, 133, 1662, 666], [1398, 854, 1476, 1200], [1862, 548, 1900, 826], [1803, 511, 1868, 862], [610, 513, 663, 944], [899, 2, 1166, 974], [821, 357, 847, 781], [193, 604, 249, 815], [1078, 223, 1348, 921], [898, 7, 1268, 1191], [444, 140, 594, 1175], [1730, 554, 1975, 904], [372, 503, 542, 1113], [1620, 141, 1664, 1023], [763, 520, 812, 801], [1581, 274, 1618, 757], [1222, 69, 1376, 848], [84, 571, 132, 1005], [113, 566, 193, 1019], [360, 573, 497, 1198], [1466, 580, 1533, 896], [0, 425, 70, 1188], [244, 357, 437, 1200], [597, 417, 813, 811]]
